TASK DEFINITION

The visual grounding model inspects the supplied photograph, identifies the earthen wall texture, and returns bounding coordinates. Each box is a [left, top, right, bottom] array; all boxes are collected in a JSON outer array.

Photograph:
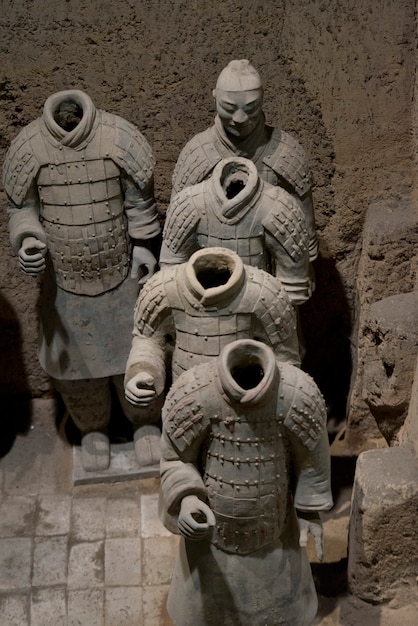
[[0, 1, 415, 424]]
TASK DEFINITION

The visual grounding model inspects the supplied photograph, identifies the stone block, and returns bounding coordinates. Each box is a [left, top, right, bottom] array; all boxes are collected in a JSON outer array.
[[346, 195, 418, 452], [348, 446, 418, 603], [362, 291, 418, 443]]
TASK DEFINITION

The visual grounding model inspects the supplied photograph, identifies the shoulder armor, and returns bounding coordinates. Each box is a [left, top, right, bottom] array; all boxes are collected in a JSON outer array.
[[99, 111, 155, 191], [279, 364, 327, 450], [172, 127, 221, 194], [133, 267, 177, 335], [163, 186, 201, 253], [3, 119, 44, 205], [262, 185, 310, 262], [242, 267, 296, 345], [263, 129, 312, 197], [162, 363, 215, 452]]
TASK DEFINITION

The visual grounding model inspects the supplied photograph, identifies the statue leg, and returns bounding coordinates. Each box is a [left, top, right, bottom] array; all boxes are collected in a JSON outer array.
[[112, 375, 162, 468], [53, 377, 111, 471]]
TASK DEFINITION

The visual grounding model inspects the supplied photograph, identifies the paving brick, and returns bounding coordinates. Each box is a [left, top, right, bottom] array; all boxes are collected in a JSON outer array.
[[36, 495, 72, 536], [142, 584, 173, 626], [38, 436, 73, 496], [31, 587, 66, 626], [105, 586, 143, 625], [32, 536, 68, 587], [105, 498, 141, 538], [0, 496, 36, 538], [0, 538, 32, 590], [71, 497, 106, 541], [3, 435, 43, 496], [142, 536, 178, 586], [68, 541, 104, 589], [68, 588, 104, 626], [140, 492, 172, 538], [105, 538, 142, 586], [0, 592, 29, 625]]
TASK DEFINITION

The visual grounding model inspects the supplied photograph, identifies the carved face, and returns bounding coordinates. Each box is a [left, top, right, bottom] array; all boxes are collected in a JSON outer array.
[[215, 88, 263, 139]]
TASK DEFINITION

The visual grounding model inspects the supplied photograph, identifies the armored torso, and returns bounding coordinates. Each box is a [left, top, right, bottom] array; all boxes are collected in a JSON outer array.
[[172, 118, 312, 200], [132, 248, 300, 379], [161, 338, 331, 555], [37, 146, 130, 295], [4, 90, 156, 296], [204, 398, 290, 554]]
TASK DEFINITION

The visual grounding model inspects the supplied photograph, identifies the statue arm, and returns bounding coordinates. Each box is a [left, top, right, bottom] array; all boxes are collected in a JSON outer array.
[[7, 183, 46, 254], [159, 431, 211, 536], [290, 425, 332, 562], [287, 396, 333, 513], [121, 172, 160, 240], [264, 230, 313, 306], [160, 188, 200, 267], [124, 278, 173, 406], [120, 173, 161, 283], [7, 183, 48, 275], [300, 190, 319, 262]]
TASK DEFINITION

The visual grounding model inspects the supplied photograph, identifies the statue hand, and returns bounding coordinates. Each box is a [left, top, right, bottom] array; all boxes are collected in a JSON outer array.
[[131, 246, 157, 284], [297, 510, 324, 561], [18, 237, 47, 275], [178, 495, 216, 541], [125, 371, 157, 407]]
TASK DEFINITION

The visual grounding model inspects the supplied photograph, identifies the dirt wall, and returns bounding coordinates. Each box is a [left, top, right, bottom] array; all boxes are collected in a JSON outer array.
[[0, 1, 416, 440]]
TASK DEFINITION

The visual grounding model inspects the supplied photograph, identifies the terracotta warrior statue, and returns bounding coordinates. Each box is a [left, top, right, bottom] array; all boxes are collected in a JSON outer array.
[[159, 338, 333, 625], [171, 59, 318, 261], [161, 156, 313, 306], [3, 89, 161, 472], [124, 247, 300, 410]]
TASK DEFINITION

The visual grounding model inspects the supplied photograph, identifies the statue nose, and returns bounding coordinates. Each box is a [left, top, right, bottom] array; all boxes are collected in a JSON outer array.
[[232, 109, 248, 124]]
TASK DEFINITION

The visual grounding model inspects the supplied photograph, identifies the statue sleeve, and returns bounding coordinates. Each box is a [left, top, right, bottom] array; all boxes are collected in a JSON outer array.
[[159, 431, 207, 534], [283, 370, 333, 511], [120, 172, 161, 241], [290, 428, 333, 511], [124, 272, 174, 394], [7, 182, 47, 254], [160, 187, 200, 265]]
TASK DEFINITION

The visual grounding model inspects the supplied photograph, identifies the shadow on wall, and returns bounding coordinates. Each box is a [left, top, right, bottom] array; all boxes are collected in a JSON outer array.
[[0, 291, 32, 457], [300, 254, 352, 435]]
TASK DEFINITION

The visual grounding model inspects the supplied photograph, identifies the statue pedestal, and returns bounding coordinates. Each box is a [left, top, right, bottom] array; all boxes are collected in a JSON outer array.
[[72, 443, 159, 485]]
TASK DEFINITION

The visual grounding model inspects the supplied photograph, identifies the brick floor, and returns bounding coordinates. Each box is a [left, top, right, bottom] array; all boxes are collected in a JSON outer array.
[[0, 399, 176, 625], [1, 399, 416, 625]]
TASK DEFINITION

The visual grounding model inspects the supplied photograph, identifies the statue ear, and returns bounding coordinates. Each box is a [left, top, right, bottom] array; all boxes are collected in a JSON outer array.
[[212, 89, 216, 99]]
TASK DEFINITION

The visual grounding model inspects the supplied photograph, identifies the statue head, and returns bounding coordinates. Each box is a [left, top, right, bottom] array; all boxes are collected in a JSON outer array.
[[213, 60, 264, 139]]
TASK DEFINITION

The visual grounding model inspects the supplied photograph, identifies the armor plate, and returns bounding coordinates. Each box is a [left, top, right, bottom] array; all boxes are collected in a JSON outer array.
[[37, 157, 129, 295]]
